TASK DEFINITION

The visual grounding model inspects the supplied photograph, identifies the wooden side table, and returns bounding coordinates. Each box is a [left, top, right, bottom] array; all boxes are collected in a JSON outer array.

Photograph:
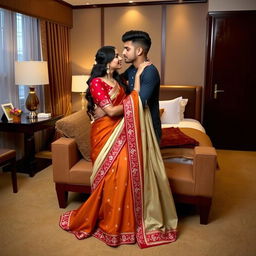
[[0, 115, 63, 177]]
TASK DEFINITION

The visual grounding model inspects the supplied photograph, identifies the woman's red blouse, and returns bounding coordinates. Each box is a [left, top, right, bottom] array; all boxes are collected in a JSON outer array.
[[90, 78, 113, 109]]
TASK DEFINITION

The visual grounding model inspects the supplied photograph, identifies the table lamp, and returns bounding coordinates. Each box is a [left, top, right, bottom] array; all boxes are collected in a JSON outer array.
[[72, 75, 89, 110], [15, 61, 49, 119]]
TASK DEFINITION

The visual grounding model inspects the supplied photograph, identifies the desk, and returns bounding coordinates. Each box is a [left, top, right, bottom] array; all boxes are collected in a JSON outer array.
[[0, 115, 63, 176]]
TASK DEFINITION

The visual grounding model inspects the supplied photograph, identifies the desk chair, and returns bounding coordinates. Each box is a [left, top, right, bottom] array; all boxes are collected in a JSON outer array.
[[0, 149, 18, 193]]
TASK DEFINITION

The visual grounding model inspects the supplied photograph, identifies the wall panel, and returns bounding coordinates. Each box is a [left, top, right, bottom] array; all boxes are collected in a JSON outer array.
[[165, 4, 207, 86], [208, 0, 256, 11], [71, 8, 101, 111], [104, 6, 162, 74], [71, 8, 101, 75]]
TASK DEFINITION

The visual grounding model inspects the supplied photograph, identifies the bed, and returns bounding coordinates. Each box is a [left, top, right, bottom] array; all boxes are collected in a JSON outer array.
[[158, 85, 217, 224], [159, 85, 213, 161]]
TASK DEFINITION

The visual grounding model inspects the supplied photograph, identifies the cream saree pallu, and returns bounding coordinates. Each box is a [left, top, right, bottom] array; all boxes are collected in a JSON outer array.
[[59, 90, 178, 248]]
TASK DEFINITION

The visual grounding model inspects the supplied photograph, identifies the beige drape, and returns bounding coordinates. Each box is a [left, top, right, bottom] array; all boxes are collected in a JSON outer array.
[[40, 20, 72, 116]]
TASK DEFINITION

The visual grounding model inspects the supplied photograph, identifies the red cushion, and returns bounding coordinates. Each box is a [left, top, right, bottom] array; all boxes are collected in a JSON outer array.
[[160, 127, 199, 148]]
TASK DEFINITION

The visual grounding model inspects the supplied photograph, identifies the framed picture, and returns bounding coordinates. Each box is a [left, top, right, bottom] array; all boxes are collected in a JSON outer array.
[[1, 103, 14, 121]]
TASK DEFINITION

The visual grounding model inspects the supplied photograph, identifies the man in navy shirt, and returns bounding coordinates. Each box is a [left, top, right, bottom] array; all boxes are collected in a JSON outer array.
[[121, 30, 161, 141]]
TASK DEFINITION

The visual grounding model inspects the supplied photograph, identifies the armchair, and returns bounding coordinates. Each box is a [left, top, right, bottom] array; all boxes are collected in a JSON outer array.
[[52, 136, 216, 224], [52, 110, 217, 224]]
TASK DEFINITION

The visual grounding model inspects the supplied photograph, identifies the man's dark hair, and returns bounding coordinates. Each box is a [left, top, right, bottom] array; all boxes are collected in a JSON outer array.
[[122, 30, 151, 54]]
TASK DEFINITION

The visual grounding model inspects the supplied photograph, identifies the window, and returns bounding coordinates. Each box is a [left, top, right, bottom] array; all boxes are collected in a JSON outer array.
[[16, 13, 26, 109], [0, 8, 42, 113]]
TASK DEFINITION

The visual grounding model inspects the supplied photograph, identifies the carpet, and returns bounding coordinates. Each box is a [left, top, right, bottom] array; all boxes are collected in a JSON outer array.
[[1, 149, 256, 256]]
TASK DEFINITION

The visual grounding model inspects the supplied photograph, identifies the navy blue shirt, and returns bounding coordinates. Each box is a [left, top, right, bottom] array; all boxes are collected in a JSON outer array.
[[122, 64, 162, 141]]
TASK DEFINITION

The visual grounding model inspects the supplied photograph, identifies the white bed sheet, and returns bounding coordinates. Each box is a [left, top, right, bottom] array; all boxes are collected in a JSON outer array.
[[161, 118, 205, 133]]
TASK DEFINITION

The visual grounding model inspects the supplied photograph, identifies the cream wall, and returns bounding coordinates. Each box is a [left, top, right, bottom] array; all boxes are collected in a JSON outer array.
[[104, 6, 162, 74], [71, 9, 101, 75], [71, 9, 101, 110], [165, 4, 208, 85], [71, 4, 207, 84], [208, 0, 256, 11]]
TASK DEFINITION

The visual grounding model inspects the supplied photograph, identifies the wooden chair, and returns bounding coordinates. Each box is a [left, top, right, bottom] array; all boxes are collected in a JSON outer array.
[[0, 149, 18, 193]]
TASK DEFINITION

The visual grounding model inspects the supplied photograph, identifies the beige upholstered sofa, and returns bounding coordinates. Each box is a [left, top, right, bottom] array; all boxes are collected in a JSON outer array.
[[52, 85, 217, 225]]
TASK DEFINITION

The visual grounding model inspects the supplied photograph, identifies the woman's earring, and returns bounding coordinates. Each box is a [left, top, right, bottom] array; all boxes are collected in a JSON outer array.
[[106, 65, 110, 74]]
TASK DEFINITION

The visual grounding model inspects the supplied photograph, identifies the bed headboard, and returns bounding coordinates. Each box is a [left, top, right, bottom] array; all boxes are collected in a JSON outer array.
[[159, 85, 202, 121]]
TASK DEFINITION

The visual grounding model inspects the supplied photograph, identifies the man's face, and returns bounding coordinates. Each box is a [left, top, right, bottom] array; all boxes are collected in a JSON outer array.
[[122, 41, 137, 63]]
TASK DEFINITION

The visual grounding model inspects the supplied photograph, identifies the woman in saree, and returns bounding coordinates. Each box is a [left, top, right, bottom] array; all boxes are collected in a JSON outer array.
[[59, 46, 178, 248]]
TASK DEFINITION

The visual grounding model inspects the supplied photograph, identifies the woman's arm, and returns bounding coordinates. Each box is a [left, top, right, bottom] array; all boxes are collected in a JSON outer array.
[[134, 61, 152, 92], [102, 104, 123, 117], [93, 63, 150, 118]]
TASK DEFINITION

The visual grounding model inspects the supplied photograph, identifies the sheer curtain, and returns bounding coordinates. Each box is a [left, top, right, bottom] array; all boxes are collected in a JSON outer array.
[[0, 8, 18, 108], [0, 8, 43, 157]]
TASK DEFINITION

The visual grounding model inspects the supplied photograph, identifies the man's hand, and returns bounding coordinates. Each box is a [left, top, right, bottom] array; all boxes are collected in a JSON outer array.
[[94, 106, 106, 120]]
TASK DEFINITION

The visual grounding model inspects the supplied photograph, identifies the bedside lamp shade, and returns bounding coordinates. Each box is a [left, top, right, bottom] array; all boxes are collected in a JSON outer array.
[[72, 75, 89, 110], [15, 61, 49, 119], [15, 61, 49, 85]]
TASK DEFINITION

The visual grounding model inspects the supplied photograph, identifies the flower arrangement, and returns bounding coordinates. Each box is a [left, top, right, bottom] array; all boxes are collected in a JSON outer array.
[[10, 108, 23, 116]]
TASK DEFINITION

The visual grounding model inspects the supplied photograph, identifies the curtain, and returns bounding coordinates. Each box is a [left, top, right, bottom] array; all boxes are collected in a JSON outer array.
[[16, 12, 44, 113], [41, 20, 72, 116], [0, 8, 18, 108], [0, 8, 42, 158]]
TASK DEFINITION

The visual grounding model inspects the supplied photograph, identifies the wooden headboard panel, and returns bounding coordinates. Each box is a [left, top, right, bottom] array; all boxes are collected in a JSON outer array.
[[159, 85, 202, 121]]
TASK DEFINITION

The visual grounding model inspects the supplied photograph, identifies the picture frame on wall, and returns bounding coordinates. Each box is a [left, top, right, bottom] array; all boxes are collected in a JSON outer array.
[[1, 103, 14, 121]]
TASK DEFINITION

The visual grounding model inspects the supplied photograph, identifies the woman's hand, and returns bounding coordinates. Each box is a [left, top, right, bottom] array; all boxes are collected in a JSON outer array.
[[136, 61, 152, 77], [93, 106, 106, 120], [134, 61, 152, 92]]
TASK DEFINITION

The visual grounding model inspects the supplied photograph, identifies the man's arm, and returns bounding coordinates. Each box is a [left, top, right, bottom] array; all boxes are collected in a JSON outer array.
[[139, 66, 160, 106]]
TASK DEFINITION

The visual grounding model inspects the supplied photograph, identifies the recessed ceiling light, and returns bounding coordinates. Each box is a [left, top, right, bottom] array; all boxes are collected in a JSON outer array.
[[129, 1, 133, 3]]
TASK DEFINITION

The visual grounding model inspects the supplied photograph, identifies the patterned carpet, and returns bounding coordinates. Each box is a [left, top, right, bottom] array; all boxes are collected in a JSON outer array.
[[1, 150, 256, 256]]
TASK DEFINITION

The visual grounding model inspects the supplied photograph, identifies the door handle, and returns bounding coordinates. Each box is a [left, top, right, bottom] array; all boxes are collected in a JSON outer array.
[[214, 84, 224, 99]]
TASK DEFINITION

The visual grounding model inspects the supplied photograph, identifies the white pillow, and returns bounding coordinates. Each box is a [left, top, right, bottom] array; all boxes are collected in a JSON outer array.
[[180, 98, 188, 120], [159, 97, 182, 124]]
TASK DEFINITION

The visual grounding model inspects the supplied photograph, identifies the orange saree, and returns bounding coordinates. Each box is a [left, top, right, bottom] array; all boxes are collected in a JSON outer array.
[[59, 78, 178, 248]]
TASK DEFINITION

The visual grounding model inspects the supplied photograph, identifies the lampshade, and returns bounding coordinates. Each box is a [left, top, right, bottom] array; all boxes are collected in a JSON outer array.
[[15, 61, 49, 85], [72, 75, 90, 110], [72, 75, 89, 93], [14, 61, 49, 119]]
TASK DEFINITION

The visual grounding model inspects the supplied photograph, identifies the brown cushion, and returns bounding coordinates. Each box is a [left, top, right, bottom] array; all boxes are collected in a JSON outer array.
[[55, 110, 91, 161]]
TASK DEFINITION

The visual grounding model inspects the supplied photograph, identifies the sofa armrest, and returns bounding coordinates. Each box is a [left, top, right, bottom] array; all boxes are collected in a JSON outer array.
[[51, 137, 81, 183], [193, 146, 217, 197]]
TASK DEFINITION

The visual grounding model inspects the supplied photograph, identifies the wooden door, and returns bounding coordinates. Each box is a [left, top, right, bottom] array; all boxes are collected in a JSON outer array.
[[203, 11, 256, 150]]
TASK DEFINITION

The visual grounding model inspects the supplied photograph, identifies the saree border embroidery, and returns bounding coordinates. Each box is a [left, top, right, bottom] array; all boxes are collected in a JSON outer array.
[[93, 228, 136, 246], [59, 211, 90, 239], [91, 127, 126, 192], [99, 98, 111, 109], [124, 92, 177, 248], [123, 93, 147, 247]]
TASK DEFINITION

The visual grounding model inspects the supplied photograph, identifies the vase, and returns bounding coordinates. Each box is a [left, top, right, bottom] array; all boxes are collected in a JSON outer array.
[[12, 115, 21, 123]]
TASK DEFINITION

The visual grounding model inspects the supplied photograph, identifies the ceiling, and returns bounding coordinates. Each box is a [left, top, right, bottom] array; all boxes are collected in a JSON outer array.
[[61, 0, 196, 7]]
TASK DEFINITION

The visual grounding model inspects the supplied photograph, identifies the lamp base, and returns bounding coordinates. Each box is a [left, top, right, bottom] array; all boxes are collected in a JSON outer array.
[[27, 111, 37, 119], [81, 92, 86, 110], [26, 87, 39, 119]]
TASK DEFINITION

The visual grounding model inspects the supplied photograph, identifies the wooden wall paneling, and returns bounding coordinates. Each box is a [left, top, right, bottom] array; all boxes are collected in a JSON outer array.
[[0, 0, 72, 27], [101, 7, 104, 46], [161, 5, 167, 84]]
